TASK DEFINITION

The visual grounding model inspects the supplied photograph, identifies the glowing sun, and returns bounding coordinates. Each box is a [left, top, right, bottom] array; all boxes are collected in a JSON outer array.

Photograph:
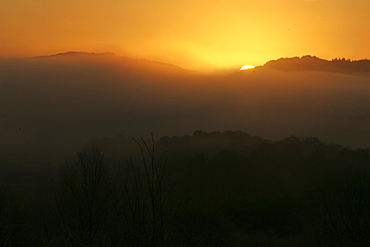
[[240, 65, 255, 70]]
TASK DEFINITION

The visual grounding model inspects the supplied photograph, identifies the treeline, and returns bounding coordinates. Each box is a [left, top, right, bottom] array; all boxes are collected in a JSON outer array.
[[263, 55, 370, 74], [0, 131, 369, 246]]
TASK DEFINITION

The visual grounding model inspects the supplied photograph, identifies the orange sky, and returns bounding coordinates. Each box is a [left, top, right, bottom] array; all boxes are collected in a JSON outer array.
[[0, 0, 369, 71]]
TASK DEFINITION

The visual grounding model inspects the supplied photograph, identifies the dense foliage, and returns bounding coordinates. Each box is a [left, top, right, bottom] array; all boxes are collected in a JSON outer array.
[[1, 131, 369, 246]]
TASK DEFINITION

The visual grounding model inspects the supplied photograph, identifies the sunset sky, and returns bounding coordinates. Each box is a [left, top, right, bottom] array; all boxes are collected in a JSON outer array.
[[0, 0, 369, 70]]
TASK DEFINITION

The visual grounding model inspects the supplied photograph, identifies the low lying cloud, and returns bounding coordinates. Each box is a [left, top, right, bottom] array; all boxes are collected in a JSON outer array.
[[1, 53, 369, 169]]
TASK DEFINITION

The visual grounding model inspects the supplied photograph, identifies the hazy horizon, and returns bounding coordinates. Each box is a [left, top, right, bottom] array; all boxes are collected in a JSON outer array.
[[2, 51, 369, 73], [1, 52, 370, 170]]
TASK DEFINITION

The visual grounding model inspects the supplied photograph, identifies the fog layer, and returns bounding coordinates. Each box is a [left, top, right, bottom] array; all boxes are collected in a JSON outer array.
[[1, 53, 370, 169]]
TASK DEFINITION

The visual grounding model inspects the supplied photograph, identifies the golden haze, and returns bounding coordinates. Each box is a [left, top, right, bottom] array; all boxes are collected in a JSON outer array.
[[0, 0, 369, 70]]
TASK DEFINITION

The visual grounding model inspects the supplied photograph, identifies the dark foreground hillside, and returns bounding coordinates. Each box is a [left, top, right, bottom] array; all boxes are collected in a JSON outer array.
[[0, 131, 369, 246]]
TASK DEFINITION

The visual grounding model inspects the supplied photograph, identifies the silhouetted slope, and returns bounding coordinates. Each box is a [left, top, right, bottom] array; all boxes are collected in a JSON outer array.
[[31, 51, 190, 74], [88, 130, 370, 178], [263, 55, 370, 74]]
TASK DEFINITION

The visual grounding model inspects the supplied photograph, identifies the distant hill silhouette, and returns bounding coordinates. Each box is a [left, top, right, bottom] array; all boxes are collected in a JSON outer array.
[[26, 52, 370, 74], [262, 55, 370, 74], [30, 51, 191, 74]]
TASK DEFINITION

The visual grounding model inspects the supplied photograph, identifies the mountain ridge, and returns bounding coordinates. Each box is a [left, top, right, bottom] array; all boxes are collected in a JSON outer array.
[[13, 52, 370, 74], [25, 51, 192, 74], [261, 55, 370, 74]]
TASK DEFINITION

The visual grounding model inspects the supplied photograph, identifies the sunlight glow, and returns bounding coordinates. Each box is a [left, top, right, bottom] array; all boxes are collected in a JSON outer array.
[[0, 0, 368, 70], [240, 65, 255, 70]]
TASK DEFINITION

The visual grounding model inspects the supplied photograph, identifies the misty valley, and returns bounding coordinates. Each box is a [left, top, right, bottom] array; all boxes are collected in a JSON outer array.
[[0, 53, 369, 246]]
